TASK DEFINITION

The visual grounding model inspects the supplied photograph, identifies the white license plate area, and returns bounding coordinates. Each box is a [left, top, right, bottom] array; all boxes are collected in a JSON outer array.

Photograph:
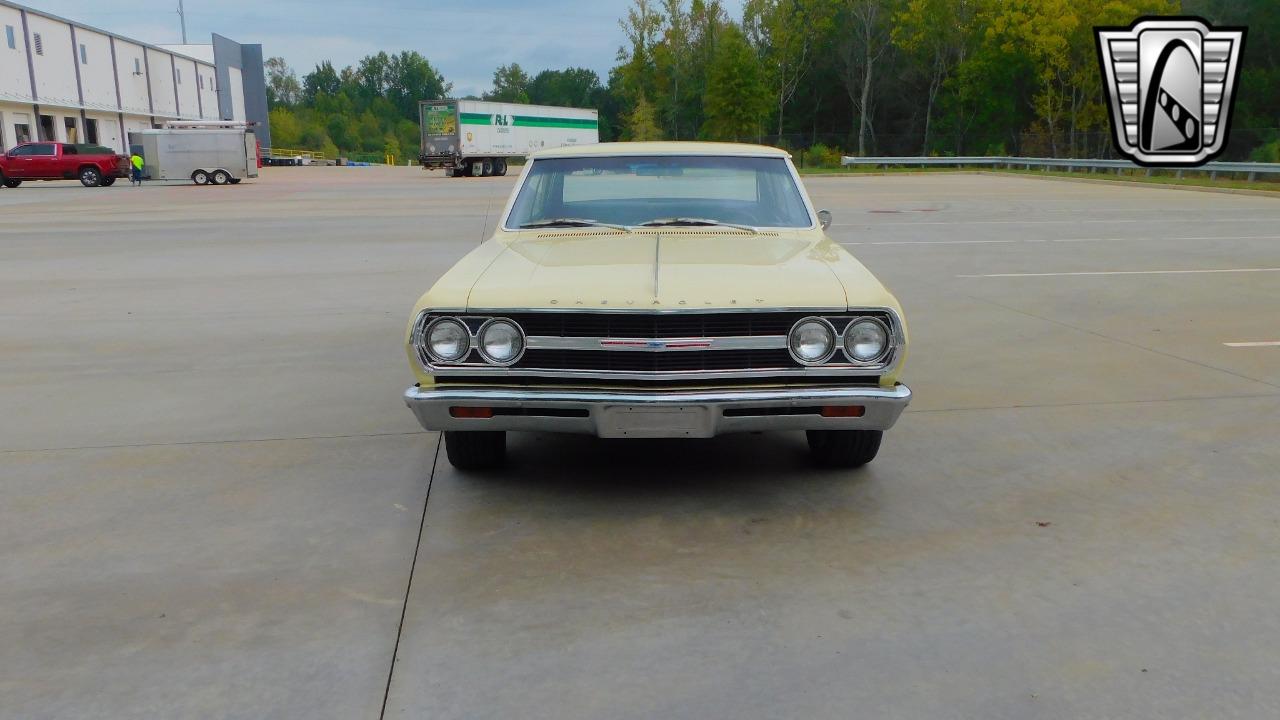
[[598, 405, 712, 438]]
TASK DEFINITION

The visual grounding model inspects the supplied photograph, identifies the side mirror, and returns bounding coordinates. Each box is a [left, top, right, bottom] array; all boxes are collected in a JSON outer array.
[[817, 209, 832, 230]]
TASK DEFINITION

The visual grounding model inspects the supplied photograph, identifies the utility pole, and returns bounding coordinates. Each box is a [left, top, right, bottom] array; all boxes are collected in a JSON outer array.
[[177, 0, 187, 44]]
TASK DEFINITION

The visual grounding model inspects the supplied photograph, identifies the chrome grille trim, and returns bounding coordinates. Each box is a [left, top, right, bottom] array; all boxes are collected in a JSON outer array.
[[525, 335, 789, 352], [411, 308, 905, 379]]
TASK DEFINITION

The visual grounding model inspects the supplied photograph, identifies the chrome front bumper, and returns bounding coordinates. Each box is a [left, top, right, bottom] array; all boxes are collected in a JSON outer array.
[[404, 383, 911, 438]]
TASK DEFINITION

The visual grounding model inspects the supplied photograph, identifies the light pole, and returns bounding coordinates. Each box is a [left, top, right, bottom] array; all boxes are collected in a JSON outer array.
[[177, 0, 187, 44]]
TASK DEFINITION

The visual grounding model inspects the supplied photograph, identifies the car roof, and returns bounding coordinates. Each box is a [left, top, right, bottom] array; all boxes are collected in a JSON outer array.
[[530, 141, 792, 160]]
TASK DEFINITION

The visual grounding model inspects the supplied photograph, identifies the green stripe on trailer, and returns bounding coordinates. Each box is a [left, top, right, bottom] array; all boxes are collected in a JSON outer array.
[[459, 112, 598, 129]]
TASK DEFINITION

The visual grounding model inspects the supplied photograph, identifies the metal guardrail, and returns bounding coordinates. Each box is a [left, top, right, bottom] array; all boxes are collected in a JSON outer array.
[[840, 156, 1280, 180]]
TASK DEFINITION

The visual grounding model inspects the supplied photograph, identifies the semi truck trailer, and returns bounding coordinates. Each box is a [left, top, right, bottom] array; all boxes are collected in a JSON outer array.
[[418, 99, 599, 177]]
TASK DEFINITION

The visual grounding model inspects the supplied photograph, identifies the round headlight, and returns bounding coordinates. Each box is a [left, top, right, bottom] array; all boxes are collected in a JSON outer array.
[[426, 318, 470, 362], [477, 318, 525, 365], [844, 318, 889, 362], [788, 318, 836, 365]]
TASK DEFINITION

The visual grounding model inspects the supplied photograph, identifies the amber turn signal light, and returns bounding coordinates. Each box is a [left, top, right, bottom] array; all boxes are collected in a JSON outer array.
[[820, 405, 865, 418]]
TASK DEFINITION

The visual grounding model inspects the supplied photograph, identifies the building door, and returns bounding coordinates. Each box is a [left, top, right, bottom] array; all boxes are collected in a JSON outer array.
[[64, 117, 78, 143], [85, 118, 99, 144], [38, 115, 55, 142]]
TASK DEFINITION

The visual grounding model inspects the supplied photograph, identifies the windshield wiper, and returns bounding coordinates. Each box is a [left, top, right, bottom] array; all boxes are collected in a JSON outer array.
[[637, 217, 758, 233], [520, 218, 630, 231]]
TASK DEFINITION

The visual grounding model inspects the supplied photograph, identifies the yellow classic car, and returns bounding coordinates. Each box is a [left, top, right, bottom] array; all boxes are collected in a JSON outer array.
[[405, 142, 911, 470]]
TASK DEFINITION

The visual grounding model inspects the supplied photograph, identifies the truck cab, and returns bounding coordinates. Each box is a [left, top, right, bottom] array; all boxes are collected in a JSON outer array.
[[0, 142, 128, 187]]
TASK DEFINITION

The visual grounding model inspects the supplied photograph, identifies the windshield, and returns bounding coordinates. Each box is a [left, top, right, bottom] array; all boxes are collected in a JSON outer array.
[[504, 155, 813, 230]]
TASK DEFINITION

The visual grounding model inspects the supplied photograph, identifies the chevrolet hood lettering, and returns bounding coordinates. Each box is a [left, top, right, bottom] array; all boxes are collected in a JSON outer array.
[[464, 231, 858, 310]]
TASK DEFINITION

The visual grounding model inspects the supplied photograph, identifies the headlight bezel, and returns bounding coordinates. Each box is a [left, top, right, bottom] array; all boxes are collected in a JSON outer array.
[[841, 316, 891, 365], [787, 316, 838, 366], [476, 317, 527, 366], [423, 316, 471, 363]]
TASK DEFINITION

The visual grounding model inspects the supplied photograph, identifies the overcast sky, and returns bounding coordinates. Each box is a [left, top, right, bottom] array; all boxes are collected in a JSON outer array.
[[30, 0, 745, 97]]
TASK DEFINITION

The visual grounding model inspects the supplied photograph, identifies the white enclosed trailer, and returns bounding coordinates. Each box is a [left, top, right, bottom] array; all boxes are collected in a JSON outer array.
[[128, 123, 260, 186], [418, 99, 598, 177]]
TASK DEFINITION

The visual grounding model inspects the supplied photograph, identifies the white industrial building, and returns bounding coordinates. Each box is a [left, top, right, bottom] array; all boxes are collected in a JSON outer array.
[[0, 0, 269, 153]]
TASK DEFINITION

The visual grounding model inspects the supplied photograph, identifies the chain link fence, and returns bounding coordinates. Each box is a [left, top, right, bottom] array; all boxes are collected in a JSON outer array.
[[729, 129, 1280, 168]]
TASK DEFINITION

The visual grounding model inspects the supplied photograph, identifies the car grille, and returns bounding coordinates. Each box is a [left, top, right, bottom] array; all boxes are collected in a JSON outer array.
[[516, 348, 795, 372], [423, 310, 898, 378], [503, 312, 800, 338]]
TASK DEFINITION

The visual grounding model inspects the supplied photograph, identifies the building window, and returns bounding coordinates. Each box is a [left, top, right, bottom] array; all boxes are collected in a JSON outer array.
[[85, 118, 99, 144], [33, 32, 42, 55], [134, 57, 142, 75], [5, 25, 15, 50], [80, 43, 87, 64]]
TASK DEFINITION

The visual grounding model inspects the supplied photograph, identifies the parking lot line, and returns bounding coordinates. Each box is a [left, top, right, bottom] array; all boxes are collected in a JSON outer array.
[[958, 268, 1280, 278], [845, 235, 1280, 246], [1224, 341, 1280, 348], [836, 217, 1280, 227]]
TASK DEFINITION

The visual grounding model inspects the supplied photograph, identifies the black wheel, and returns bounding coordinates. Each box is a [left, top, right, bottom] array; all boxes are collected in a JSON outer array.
[[192, 170, 210, 185], [79, 166, 102, 187], [443, 431, 506, 470], [807, 430, 882, 468], [211, 170, 231, 185], [1, 173, 19, 188], [100, 176, 116, 186], [481, 160, 494, 176], [492, 158, 507, 176]]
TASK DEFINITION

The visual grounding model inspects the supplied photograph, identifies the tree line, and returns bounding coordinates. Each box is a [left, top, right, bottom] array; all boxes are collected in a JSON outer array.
[[264, 0, 1278, 163]]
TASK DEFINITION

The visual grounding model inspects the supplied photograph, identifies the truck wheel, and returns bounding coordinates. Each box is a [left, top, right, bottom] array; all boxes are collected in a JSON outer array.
[[493, 158, 508, 176], [211, 170, 231, 185], [443, 431, 506, 470], [79, 166, 102, 187], [481, 160, 493, 176], [100, 176, 117, 187], [807, 430, 882, 468], [192, 170, 210, 185]]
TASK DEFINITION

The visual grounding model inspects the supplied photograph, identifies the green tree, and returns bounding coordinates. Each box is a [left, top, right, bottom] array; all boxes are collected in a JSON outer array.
[[302, 61, 341, 104], [265, 57, 300, 108], [268, 107, 302, 148], [701, 23, 770, 140], [627, 94, 664, 140], [485, 64, 531, 103]]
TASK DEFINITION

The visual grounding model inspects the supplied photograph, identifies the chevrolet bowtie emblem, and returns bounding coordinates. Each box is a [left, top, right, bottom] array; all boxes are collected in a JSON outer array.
[[1095, 17, 1247, 166]]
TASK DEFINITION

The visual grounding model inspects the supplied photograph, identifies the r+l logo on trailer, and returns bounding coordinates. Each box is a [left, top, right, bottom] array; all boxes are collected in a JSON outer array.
[[1095, 17, 1247, 167]]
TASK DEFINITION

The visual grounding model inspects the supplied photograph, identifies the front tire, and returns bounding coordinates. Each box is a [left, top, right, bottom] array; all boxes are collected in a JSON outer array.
[[443, 431, 506, 470], [79, 167, 102, 187], [807, 430, 882, 468]]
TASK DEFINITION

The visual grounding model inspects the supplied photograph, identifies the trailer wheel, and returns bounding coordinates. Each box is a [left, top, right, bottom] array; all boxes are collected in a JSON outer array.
[[192, 170, 210, 185], [481, 160, 493, 177], [211, 170, 231, 185], [493, 158, 508, 176]]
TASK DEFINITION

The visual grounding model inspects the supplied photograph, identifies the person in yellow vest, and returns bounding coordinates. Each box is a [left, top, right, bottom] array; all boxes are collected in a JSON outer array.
[[130, 152, 144, 186]]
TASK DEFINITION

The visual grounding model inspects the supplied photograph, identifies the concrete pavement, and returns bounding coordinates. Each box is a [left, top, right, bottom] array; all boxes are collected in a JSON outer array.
[[3, 168, 1278, 719]]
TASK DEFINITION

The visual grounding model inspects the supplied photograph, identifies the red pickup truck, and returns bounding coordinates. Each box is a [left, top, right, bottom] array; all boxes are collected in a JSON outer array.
[[0, 142, 130, 188]]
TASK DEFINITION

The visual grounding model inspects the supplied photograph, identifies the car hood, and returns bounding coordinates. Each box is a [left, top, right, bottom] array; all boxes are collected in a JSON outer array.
[[463, 230, 873, 310]]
